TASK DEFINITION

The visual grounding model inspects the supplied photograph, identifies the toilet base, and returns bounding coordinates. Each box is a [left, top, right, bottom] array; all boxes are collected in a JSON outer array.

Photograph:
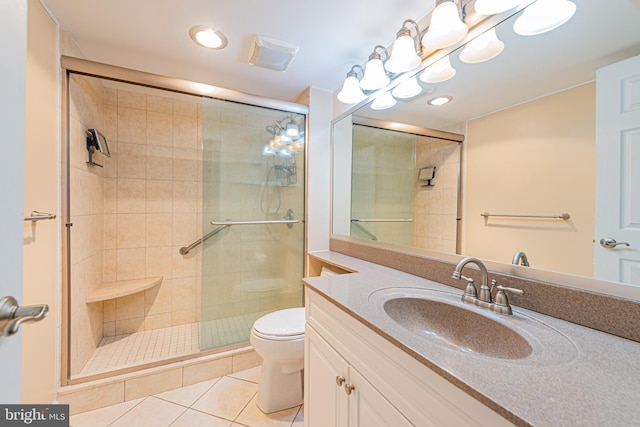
[[256, 359, 304, 413]]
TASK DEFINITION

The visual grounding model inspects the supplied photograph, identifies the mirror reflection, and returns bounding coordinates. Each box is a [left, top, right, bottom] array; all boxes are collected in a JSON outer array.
[[332, 0, 640, 287]]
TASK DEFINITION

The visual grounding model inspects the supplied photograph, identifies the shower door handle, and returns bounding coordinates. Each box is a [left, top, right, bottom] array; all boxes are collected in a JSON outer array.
[[211, 219, 300, 226], [211, 209, 299, 229], [0, 296, 49, 337]]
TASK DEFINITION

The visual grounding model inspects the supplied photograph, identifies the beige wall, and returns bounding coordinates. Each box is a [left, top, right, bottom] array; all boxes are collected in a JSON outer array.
[[464, 83, 596, 276], [22, 0, 58, 403]]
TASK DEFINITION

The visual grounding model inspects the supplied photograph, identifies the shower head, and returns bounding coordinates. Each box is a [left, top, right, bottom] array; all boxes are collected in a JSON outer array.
[[86, 128, 111, 167]]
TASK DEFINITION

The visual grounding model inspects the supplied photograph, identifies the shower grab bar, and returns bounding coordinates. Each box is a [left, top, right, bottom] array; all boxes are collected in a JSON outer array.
[[179, 224, 230, 255], [24, 211, 56, 222], [350, 221, 378, 241], [481, 212, 570, 220], [351, 218, 413, 222]]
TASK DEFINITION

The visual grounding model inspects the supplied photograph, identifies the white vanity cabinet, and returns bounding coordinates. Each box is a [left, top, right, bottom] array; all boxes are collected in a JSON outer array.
[[304, 288, 515, 427], [306, 326, 412, 427]]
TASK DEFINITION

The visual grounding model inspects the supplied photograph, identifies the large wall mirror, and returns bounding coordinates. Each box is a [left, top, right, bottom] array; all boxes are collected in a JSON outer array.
[[332, 0, 640, 297]]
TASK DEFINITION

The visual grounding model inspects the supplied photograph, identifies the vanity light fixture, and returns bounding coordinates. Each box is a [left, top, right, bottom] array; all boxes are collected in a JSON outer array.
[[513, 0, 576, 36], [459, 28, 505, 63], [391, 76, 424, 99], [385, 20, 423, 74], [427, 95, 453, 106], [370, 91, 397, 110], [421, 0, 468, 50], [337, 65, 367, 104], [420, 56, 456, 83], [360, 45, 391, 91], [474, 0, 522, 15], [189, 25, 228, 49]]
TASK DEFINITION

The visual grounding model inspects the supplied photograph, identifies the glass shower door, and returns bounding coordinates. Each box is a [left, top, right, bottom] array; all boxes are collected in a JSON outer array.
[[199, 98, 305, 350]]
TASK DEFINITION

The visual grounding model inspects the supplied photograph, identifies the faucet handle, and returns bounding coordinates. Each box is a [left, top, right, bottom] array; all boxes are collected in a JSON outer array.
[[461, 276, 477, 300], [493, 285, 524, 312]]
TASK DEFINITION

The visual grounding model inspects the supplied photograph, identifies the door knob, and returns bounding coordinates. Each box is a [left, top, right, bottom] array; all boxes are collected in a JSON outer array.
[[600, 237, 631, 249], [0, 296, 49, 337]]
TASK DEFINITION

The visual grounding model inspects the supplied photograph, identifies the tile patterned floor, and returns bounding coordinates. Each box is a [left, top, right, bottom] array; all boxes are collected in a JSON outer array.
[[81, 312, 269, 375], [70, 366, 304, 427]]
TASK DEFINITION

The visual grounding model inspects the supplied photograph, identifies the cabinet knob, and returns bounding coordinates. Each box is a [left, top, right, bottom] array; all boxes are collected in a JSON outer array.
[[336, 376, 345, 387], [344, 384, 355, 395]]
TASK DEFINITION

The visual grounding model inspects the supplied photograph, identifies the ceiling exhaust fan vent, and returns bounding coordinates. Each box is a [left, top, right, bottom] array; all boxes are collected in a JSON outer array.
[[248, 35, 299, 72]]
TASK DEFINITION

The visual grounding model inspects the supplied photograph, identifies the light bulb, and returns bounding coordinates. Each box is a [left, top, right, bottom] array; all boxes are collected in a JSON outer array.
[[422, 1, 468, 49], [513, 0, 576, 36], [371, 92, 397, 110], [278, 148, 294, 158], [474, 0, 522, 15], [262, 144, 276, 156], [459, 28, 504, 63], [428, 96, 453, 106], [360, 57, 390, 91], [337, 72, 366, 104], [420, 56, 456, 83], [385, 28, 422, 73], [285, 122, 299, 138], [391, 76, 423, 99], [189, 26, 228, 49]]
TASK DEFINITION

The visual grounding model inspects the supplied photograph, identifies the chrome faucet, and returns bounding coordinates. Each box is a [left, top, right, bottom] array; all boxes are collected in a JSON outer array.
[[452, 257, 524, 315], [512, 251, 530, 267]]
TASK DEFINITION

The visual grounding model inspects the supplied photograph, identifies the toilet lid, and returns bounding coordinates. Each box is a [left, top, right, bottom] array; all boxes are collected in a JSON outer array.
[[253, 307, 305, 338]]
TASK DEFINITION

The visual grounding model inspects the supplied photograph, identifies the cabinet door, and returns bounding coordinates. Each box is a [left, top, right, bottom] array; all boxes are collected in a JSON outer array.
[[306, 326, 350, 427], [348, 367, 414, 427]]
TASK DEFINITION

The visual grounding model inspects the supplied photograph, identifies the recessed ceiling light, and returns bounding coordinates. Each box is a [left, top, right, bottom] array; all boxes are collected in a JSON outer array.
[[189, 26, 227, 49], [428, 96, 453, 106]]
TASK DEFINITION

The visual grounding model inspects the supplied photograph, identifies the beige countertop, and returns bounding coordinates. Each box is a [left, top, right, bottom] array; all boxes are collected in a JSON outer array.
[[303, 251, 640, 427]]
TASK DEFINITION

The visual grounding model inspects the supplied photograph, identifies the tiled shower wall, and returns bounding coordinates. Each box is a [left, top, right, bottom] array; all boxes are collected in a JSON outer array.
[[69, 74, 106, 375], [100, 86, 203, 338], [413, 137, 459, 253]]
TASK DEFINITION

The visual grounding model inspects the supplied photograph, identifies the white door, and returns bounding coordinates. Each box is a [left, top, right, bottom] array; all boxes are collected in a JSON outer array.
[[0, 0, 28, 403], [595, 55, 640, 285]]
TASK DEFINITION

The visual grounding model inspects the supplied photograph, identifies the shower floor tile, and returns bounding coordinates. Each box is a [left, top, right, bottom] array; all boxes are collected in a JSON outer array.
[[81, 312, 270, 375]]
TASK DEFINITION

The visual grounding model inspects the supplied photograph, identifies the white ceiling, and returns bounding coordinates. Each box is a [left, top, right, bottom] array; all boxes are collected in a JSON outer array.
[[42, 0, 436, 101]]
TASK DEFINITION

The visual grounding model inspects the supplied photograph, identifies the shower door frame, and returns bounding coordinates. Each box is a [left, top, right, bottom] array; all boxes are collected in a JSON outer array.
[[60, 56, 309, 386]]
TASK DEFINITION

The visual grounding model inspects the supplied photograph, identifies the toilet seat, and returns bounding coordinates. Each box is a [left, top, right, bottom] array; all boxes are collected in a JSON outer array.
[[252, 307, 305, 340]]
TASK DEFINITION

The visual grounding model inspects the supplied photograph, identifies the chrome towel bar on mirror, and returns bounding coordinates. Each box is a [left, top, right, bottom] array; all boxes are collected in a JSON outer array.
[[481, 212, 570, 220], [24, 211, 56, 222]]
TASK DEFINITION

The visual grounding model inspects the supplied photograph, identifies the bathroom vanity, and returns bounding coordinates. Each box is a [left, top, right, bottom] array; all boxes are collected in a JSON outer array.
[[303, 252, 640, 426]]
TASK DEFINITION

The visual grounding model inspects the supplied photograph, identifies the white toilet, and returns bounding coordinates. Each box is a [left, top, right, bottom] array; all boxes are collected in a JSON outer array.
[[250, 307, 305, 413]]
